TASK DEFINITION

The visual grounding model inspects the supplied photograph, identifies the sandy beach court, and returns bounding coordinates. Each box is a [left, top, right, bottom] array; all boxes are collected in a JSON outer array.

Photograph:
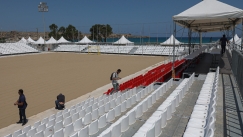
[[0, 52, 166, 129]]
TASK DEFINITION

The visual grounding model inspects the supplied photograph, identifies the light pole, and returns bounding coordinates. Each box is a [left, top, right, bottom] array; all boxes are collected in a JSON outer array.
[[38, 2, 48, 45]]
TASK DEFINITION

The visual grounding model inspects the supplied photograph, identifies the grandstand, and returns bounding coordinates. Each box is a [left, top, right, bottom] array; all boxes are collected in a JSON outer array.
[[0, 43, 38, 55]]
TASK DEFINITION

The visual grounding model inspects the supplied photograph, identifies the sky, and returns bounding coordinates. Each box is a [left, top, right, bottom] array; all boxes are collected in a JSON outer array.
[[0, 0, 242, 37]]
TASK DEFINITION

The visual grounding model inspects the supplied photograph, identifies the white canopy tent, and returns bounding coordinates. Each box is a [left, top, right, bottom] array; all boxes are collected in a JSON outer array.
[[160, 35, 181, 45], [27, 37, 36, 43], [34, 37, 45, 44], [113, 35, 134, 45], [77, 36, 94, 44], [230, 34, 240, 42], [57, 36, 70, 44], [17, 37, 27, 43], [173, 0, 243, 53], [46, 36, 57, 44]]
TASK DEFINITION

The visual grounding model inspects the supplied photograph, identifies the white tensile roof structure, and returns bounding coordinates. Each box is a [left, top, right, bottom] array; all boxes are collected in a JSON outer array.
[[34, 37, 45, 44], [173, 0, 243, 32], [113, 35, 134, 45], [17, 37, 27, 43], [27, 37, 36, 43], [77, 36, 94, 44], [57, 36, 70, 44], [46, 36, 57, 44], [236, 38, 242, 45], [230, 34, 240, 42], [160, 35, 181, 45]]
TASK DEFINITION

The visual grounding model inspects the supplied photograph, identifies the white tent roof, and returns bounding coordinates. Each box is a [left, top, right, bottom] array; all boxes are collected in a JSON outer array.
[[236, 38, 242, 45], [160, 35, 181, 45], [46, 37, 57, 44], [113, 35, 134, 44], [34, 37, 45, 44], [17, 37, 27, 43], [27, 37, 36, 43], [173, 0, 243, 32], [230, 34, 240, 42], [77, 36, 94, 44], [57, 36, 70, 43]]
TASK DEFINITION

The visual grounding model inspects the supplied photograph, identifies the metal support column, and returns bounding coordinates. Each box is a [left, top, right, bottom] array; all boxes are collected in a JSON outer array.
[[241, 18, 243, 51], [199, 31, 202, 47], [233, 22, 236, 49], [172, 21, 176, 79], [188, 28, 192, 54]]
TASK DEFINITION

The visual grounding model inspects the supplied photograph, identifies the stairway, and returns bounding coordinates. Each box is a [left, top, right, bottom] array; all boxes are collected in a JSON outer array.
[[129, 47, 138, 54]]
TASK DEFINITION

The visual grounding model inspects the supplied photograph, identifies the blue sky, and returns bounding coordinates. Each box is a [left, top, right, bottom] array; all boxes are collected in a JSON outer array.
[[0, 0, 242, 37]]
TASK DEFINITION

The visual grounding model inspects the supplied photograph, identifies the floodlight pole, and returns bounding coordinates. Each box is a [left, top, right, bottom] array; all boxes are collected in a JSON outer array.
[[42, 12, 45, 44], [38, 2, 48, 46]]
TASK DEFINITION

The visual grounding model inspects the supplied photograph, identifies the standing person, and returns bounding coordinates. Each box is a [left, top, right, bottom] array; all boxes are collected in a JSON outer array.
[[14, 89, 27, 126], [110, 69, 121, 94], [55, 93, 65, 110], [220, 34, 229, 54]]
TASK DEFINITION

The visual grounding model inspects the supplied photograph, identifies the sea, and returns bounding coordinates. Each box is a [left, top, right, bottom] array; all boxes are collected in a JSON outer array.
[[106, 37, 221, 45]]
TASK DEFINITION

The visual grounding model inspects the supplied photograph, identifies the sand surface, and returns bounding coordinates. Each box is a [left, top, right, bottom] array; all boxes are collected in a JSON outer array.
[[0, 53, 166, 129]]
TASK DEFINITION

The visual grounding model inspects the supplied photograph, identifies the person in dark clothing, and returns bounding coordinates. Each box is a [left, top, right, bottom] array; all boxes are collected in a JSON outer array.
[[220, 34, 229, 54], [55, 93, 65, 110], [14, 89, 27, 126]]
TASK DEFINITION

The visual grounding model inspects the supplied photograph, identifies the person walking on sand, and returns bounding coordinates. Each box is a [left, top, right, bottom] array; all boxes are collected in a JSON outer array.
[[110, 69, 121, 94], [14, 89, 28, 126], [220, 34, 229, 54]]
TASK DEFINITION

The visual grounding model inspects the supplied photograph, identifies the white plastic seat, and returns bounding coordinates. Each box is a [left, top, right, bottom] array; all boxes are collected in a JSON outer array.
[[92, 108, 99, 120], [147, 96, 152, 108], [85, 106, 92, 114], [111, 122, 121, 137], [135, 104, 143, 118], [106, 109, 115, 122], [125, 91, 129, 99], [98, 105, 105, 116], [63, 111, 70, 118], [98, 99, 104, 107], [64, 123, 74, 137], [136, 92, 141, 102], [23, 125, 31, 133], [128, 110, 136, 125], [121, 101, 127, 112], [64, 116, 72, 127], [35, 131, 44, 137], [55, 115, 63, 123], [72, 112, 79, 122], [49, 114, 56, 121], [120, 116, 129, 132], [116, 96, 121, 105], [131, 95, 136, 105], [121, 94, 126, 102], [115, 104, 121, 117], [37, 123, 46, 132], [89, 119, 99, 135], [44, 125, 54, 137], [78, 126, 89, 137], [105, 102, 110, 113], [110, 99, 116, 109], [126, 98, 131, 108], [70, 109, 76, 116], [53, 128, 64, 137], [152, 93, 156, 104], [17, 133, 26, 137], [41, 117, 49, 125], [79, 109, 86, 118], [70, 132, 78, 137], [74, 118, 83, 132], [4, 134, 12, 137], [92, 102, 98, 111], [54, 121, 63, 132], [83, 103, 89, 110], [83, 112, 92, 125], [142, 100, 148, 113], [27, 128, 37, 137], [98, 114, 107, 129], [34, 121, 41, 128]]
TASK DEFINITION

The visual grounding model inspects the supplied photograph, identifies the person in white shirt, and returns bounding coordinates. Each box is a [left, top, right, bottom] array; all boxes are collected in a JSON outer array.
[[110, 69, 121, 94]]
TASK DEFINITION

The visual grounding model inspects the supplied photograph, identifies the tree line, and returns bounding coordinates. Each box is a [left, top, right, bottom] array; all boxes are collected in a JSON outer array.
[[49, 24, 113, 42]]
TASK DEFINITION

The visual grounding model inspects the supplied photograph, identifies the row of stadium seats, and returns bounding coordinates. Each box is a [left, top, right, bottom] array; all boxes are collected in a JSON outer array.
[[54, 45, 87, 52], [104, 59, 186, 95], [0, 43, 38, 55], [133, 73, 194, 137], [98, 79, 173, 137], [183, 67, 219, 137], [134, 45, 185, 55]]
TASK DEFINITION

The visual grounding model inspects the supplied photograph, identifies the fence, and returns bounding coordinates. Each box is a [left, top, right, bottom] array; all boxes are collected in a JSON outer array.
[[232, 49, 243, 96]]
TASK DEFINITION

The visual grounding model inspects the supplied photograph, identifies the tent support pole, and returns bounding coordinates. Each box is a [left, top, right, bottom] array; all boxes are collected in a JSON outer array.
[[199, 31, 202, 48], [188, 28, 192, 54], [233, 21, 236, 49], [241, 18, 243, 51], [172, 21, 176, 79]]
